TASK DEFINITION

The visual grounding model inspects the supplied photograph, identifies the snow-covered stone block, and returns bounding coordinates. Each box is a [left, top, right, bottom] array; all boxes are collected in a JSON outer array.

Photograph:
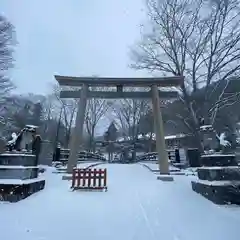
[[0, 153, 36, 166], [191, 179, 240, 205], [0, 167, 38, 180], [200, 154, 237, 167], [0, 178, 45, 202], [198, 166, 240, 181], [0, 176, 44, 185]]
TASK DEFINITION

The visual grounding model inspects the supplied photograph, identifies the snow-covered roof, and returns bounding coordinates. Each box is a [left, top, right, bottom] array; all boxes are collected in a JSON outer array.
[[164, 134, 186, 140], [116, 133, 187, 142], [117, 137, 125, 142], [26, 125, 39, 129], [200, 125, 213, 131]]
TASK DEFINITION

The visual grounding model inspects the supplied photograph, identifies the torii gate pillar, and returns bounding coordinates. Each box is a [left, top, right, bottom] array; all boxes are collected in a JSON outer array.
[[151, 85, 170, 176], [67, 84, 88, 173]]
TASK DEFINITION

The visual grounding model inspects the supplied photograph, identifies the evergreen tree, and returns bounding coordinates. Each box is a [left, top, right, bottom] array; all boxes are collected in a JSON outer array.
[[104, 122, 118, 142], [104, 122, 118, 161]]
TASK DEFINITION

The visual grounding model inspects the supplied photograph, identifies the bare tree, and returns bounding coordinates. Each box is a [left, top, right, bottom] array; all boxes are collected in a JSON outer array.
[[52, 84, 78, 147], [41, 94, 58, 136], [113, 98, 151, 140], [0, 14, 16, 136], [85, 87, 112, 151], [131, 0, 240, 149], [0, 15, 16, 97]]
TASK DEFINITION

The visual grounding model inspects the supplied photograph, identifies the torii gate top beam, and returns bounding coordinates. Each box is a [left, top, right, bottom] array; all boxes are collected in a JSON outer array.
[[54, 75, 184, 87]]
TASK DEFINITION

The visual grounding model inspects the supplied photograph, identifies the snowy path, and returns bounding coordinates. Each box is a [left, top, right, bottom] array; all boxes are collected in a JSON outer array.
[[1, 164, 240, 240]]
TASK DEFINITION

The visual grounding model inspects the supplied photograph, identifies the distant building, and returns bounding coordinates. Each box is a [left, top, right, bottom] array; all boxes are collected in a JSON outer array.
[[115, 132, 193, 150]]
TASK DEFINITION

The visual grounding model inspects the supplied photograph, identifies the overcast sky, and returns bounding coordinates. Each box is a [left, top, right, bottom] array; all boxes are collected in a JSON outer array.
[[0, 0, 151, 135], [1, 0, 148, 95]]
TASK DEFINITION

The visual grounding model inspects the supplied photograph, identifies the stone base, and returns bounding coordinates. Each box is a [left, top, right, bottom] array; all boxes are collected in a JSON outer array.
[[0, 179, 45, 202], [198, 166, 240, 181], [191, 180, 240, 205], [0, 167, 38, 180], [200, 154, 237, 167], [157, 175, 174, 181], [0, 152, 36, 166]]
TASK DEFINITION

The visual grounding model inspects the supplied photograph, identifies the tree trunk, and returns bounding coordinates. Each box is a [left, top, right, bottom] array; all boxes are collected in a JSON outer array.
[[182, 86, 205, 153]]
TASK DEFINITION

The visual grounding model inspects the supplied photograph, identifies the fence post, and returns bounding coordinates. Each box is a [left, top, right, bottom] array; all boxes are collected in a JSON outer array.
[[82, 169, 86, 187], [76, 169, 81, 187], [93, 169, 97, 187], [103, 169, 107, 188], [71, 169, 76, 188], [87, 169, 91, 188]]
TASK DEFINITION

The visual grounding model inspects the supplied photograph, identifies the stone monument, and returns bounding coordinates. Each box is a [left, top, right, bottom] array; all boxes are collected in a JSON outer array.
[[191, 124, 240, 205], [0, 125, 45, 202], [199, 124, 219, 153]]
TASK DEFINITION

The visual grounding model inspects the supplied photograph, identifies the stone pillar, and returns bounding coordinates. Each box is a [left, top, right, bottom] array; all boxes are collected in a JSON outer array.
[[151, 85, 170, 175], [67, 84, 88, 173]]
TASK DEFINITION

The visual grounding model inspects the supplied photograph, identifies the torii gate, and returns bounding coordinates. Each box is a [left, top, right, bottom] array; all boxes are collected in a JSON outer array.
[[55, 75, 183, 180]]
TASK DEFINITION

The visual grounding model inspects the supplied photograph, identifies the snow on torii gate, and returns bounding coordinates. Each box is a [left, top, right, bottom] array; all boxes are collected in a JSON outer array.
[[55, 75, 183, 180]]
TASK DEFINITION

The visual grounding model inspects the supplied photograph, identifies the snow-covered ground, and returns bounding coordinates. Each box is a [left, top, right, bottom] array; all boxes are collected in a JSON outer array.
[[139, 161, 180, 171], [52, 161, 102, 171], [1, 163, 240, 240]]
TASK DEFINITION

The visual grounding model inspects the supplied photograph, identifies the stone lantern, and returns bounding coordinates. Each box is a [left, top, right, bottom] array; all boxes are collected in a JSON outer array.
[[199, 124, 218, 152]]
